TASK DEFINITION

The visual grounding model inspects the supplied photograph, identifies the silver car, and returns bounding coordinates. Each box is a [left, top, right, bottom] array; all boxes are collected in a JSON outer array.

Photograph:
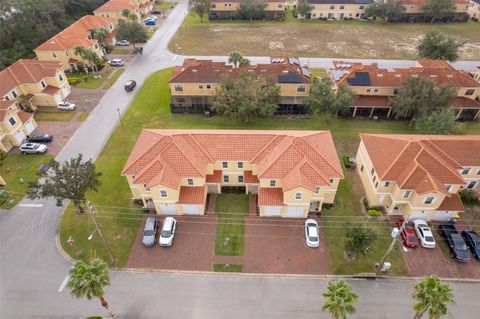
[[57, 101, 76, 111], [19, 142, 47, 154], [142, 217, 158, 247]]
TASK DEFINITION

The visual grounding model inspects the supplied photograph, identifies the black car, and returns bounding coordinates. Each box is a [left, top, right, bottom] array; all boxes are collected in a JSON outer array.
[[28, 134, 53, 143], [439, 224, 470, 263], [124, 80, 136, 92], [462, 230, 480, 260]]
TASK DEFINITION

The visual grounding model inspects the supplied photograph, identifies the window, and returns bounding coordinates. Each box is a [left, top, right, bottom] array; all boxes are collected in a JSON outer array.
[[8, 117, 16, 126], [40, 81, 46, 88], [174, 85, 183, 92], [11, 90, 17, 98], [237, 162, 243, 169], [359, 5, 364, 9], [461, 167, 471, 175], [58, 74, 64, 81], [52, 52, 57, 58], [270, 180, 276, 187], [222, 161, 228, 168], [297, 85, 306, 93], [211, 4, 216, 8], [295, 192, 302, 200], [315, 186, 321, 193], [372, 176, 376, 183], [223, 175, 229, 183], [403, 190, 411, 198], [109, 24, 113, 30], [444, 184, 452, 191], [238, 175, 244, 183], [424, 197, 434, 204], [160, 189, 167, 197], [477, 169, 480, 175], [3, 96, 9, 101], [187, 178, 193, 185], [199, 85, 203, 89], [330, 5, 335, 9], [467, 181, 477, 189], [370, 168, 375, 176], [94, 43, 98, 49], [329, 178, 334, 183], [355, 13, 360, 18], [177, 97, 185, 103], [366, 88, 371, 93], [375, 181, 379, 188], [373, 88, 379, 93], [340, 5, 344, 9], [393, 89, 399, 95], [278, 4, 283, 8], [206, 84, 211, 89], [384, 182, 390, 187], [360, 165, 364, 172], [465, 89, 475, 96]]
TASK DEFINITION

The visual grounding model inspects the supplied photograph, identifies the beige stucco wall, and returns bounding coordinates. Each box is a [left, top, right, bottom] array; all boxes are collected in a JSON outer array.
[[211, 1, 284, 11], [403, 3, 468, 14], [301, 3, 368, 20]]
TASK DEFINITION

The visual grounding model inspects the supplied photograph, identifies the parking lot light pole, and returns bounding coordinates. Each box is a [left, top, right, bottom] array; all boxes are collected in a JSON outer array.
[[117, 108, 124, 127]]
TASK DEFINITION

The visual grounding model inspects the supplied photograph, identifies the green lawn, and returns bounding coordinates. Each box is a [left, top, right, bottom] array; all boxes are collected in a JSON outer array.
[[109, 49, 130, 54], [215, 194, 249, 256], [58, 66, 479, 270], [155, 1, 176, 10], [213, 264, 243, 272], [74, 68, 114, 89], [103, 68, 125, 89], [76, 112, 90, 122], [0, 154, 52, 208], [34, 111, 76, 122], [310, 68, 328, 79]]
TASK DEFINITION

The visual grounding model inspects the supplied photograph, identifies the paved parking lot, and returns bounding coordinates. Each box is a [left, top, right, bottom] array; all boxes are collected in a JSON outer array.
[[32, 121, 80, 156]]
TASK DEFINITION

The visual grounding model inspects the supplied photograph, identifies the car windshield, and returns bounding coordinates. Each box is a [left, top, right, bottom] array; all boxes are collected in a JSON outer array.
[[33, 144, 40, 149], [143, 230, 155, 236], [161, 230, 171, 237], [425, 236, 434, 242], [408, 236, 417, 242], [454, 241, 467, 251], [308, 236, 318, 242]]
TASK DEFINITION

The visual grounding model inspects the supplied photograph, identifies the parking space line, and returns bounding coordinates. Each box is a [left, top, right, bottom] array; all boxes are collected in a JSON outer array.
[[57, 275, 69, 292], [19, 204, 43, 208]]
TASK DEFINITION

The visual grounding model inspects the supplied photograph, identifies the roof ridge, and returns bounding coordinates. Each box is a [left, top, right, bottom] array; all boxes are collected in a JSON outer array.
[[301, 134, 344, 177], [258, 142, 299, 177], [168, 137, 205, 177], [380, 140, 416, 180], [133, 158, 163, 184], [303, 158, 330, 185], [398, 161, 419, 189], [187, 134, 215, 162], [419, 141, 465, 179], [122, 131, 166, 173], [251, 135, 283, 162]]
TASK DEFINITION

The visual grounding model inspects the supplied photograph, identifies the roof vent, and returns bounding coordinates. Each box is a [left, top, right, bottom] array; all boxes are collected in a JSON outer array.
[[430, 75, 437, 78], [282, 70, 288, 73], [192, 69, 197, 72], [377, 74, 383, 77], [447, 74, 453, 78], [261, 69, 267, 72], [395, 74, 401, 78], [248, 69, 254, 72]]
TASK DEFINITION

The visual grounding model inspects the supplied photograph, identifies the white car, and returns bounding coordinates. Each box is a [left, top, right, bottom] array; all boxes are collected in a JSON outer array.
[[19, 142, 47, 154], [159, 217, 177, 247], [107, 59, 124, 67], [305, 219, 320, 248], [57, 101, 76, 111], [146, 15, 158, 20], [116, 40, 130, 46], [413, 220, 436, 248]]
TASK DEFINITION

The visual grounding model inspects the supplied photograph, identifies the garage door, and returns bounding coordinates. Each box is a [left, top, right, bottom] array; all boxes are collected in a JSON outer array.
[[14, 130, 26, 144], [432, 211, 455, 222], [158, 204, 177, 215], [407, 211, 427, 221], [25, 121, 36, 134], [62, 86, 70, 98], [263, 206, 281, 217], [182, 204, 200, 215], [54, 93, 62, 104], [286, 207, 306, 218]]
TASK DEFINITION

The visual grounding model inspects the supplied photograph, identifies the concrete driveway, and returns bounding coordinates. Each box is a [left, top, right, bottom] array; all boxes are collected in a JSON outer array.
[[32, 121, 80, 156]]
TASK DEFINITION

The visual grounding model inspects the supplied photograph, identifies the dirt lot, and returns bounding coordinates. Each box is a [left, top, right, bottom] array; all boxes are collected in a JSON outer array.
[[169, 14, 480, 60]]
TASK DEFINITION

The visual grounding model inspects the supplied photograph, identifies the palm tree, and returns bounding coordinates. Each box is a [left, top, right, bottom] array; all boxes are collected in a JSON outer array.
[[228, 51, 243, 68], [67, 259, 115, 318], [412, 276, 455, 319], [321, 280, 359, 319], [73, 46, 88, 73], [84, 49, 101, 76], [91, 28, 110, 48], [121, 9, 130, 18]]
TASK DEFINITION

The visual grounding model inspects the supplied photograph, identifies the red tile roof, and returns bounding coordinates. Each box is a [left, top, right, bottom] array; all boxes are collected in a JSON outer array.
[[206, 170, 222, 183], [35, 15, 114, 52], [244, 171, 259, 184], [353, 96, 390, 107], [94, 0, 137, 13], [178, 186, 206, 205], [331, 59, 480, 88], [360, 134, 480, 195], [399, 0, 468, 5], [258, 188, 284, 206], [0, 59, 62, 96], [17, 111, 33, 123], [169, 58, 311, 85], [123, 130, 343, 191], [437, 193, 464, 212], [0, 100, 16, 110]]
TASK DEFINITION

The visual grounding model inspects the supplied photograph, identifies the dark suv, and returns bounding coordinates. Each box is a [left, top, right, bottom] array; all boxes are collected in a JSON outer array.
[[124, 80, 136, 92]]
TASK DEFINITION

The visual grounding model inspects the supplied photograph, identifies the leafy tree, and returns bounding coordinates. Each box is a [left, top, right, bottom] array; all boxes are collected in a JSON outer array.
[[84, 49, 102, 75], [64, 0, 108, 19], [27, 154, 101, 211], [296, 0, 314, 18], [192, 0, 211, 22], [74, 46, 89, 73], [67, 259, 115, 318], [116, 20, 148, 48], [390, 76, 457, 122], [91, 28, 110, 48], [412, 276, 455, 319], [364, 0, 406, 22], [305, 77, 356, 117], [228, 51, 250, 68], [236, 0, 267, 21], [0, 150, 7, 170], [128, 12, 138, 22], [417, 31, 466, 62], [422, 0, 456, 23], [121, 8, 130, 18], [344, 221, 377, 258], [210, 72, 280, 123], [321, 280, 359, 319], [414, 108, 458, 134]]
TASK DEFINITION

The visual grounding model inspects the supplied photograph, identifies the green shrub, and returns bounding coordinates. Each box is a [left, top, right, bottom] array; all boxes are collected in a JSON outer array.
[[342, 155, 351, 168], [363, 197, 370, 210], [460, 189, 479, 204], [368, 209, 382, 217]]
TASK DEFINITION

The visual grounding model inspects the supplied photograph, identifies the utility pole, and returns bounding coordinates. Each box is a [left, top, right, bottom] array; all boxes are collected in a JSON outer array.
[[116, 108, 124, 127], [87, 201, 116, 266], [376, 219, 407, 272]]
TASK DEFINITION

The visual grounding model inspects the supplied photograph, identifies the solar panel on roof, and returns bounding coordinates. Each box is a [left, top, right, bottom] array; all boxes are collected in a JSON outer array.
[[278, 72, 302, 83], [347, 72, 371, 86], [301, 67, 310, 77], [289, 57, 300, 66], [331, 70, 348, 81]]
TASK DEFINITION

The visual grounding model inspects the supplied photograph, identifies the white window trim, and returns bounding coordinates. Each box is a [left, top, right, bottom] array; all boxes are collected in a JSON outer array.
[[237, 161, 243, 169], [187, 179, 193, 186], [222, 161, 228, 168], [403, 190, 411, 198], [467, 181, 477, 189], [424, 196, 435, 205], [461, 167, 471, 175], [223, 175, 229, 183], [160, 189, 167, 197], [295, 192, 303, 200], [8, 117, 17, 126], [270, 180, 276, 187], [238, 175, 244, 183]]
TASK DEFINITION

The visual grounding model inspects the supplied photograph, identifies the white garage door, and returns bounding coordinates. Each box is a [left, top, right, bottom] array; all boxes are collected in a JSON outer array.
[[432, 211, 456, 222], [14, 130, 26, 144], [263, 206, 281, 217], [62, 86, 70, 98], [158, 204, 177, 215], [54, 93, 62, 104], [182, 204, 200, 215], [25, 121, 36, 134], [286, 207, 306, 218], [407, 211, 427, 221]]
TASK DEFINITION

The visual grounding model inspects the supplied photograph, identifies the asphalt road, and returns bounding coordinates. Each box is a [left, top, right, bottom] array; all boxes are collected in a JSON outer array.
[[1, 0, 479, 318]]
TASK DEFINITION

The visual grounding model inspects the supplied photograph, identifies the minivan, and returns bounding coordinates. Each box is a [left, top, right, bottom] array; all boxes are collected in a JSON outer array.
[[159, 217, 177, 247]]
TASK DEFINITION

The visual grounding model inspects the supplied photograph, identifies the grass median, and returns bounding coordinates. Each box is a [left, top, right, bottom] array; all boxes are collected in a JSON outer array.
[[215, 194, 249, 256]]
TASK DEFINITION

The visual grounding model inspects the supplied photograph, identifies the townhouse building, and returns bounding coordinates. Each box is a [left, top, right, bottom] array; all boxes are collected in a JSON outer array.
[[34, 15, 116, 71], [209, 0, 286, 20], [0, 59, 71, 110], [468, 0, 480, 20], [297, 0, 372, 20], [94, 0, 153, 20], [397, 0, 470, 22], [122, 130, 343, 218], [169, 57, 311, 114], [329, 59, 480, 120], [0, 100, 37, 152], [356, 134, 480, 222]]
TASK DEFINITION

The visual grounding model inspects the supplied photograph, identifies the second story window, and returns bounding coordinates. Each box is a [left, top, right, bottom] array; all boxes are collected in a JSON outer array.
[[270, 180, 276, 187], [370, 168, 375, 176], [465, 88, 475, 96], [223, 175, 229, 183], [207, 84, 211, 89], [360, 165, 364, 172], [8, 117, 17, 126], [3, 96, 9, 101], [11, 90, 17, 98], [52, 52, 57, 58], [424, 196, 434, 204], [199, 85, 203, 89], [359, 5, 364, 9], [445, 184, 452, 192], [238, 175, 244, 183], [40, 80, 46, 88], [237, 162, 243, 169], [340, 5, 344, 9], [461, 167, 471, 175], [403, 190, 411, 198], [330, 5, 335, 10], [295, 192, 302, 200], [160, 189, 167, 197], [297, 85, 306, 93], [222, 161, 228, 168], [315, 186, 320, 193], [58, 74, 64, 81], [174, 85, 183, 92], [467, 181, 477, 189], [477, 169, 480, 175], [384, 182, 390, 187], [187, 178, 193, 186]]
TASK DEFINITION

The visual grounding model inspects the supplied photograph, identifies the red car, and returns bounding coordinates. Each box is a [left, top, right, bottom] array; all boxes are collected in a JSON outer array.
[[396, 220, 419, 248]]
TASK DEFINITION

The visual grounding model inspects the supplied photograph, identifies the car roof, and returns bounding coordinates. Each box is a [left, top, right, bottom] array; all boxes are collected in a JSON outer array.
[[404, 227, 416, 235], [162, 217, 175, 229], [145, 217, 156, 229], [308, 226, 318, 237]]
